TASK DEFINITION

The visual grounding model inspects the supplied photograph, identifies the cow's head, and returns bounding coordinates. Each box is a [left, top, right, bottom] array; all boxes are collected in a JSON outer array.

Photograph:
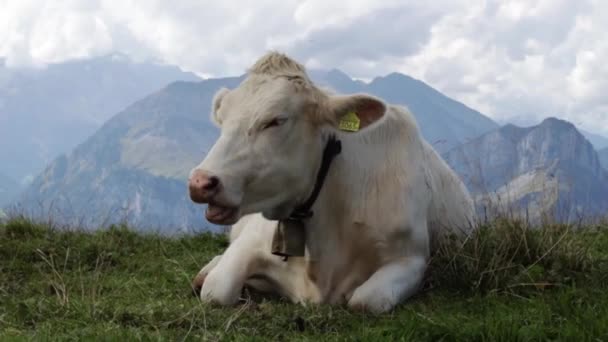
[[189, 52, 386, 224]]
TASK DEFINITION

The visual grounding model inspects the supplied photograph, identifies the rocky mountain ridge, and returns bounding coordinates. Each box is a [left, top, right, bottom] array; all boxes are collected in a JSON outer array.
[[443, 117, 608, 222]]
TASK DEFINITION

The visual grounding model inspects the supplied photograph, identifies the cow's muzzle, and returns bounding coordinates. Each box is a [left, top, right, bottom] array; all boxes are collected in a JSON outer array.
[[189, 169, 221, 204], [189, 169, 240, 224]]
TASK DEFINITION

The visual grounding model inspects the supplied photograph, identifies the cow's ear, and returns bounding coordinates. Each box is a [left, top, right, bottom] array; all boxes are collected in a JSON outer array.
[[326, 94, 386, 133], [211, 88, 230, 126]]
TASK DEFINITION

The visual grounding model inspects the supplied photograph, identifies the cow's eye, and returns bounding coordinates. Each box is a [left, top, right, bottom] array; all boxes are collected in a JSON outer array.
[[262, 117, 287, 130]]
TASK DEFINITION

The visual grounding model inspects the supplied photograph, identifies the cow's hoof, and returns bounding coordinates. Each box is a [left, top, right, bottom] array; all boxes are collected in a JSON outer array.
[[191, 272, 207, 297]]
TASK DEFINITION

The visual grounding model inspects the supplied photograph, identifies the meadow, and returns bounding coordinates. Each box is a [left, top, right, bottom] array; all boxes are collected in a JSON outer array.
[[1, 217, 607, 341]]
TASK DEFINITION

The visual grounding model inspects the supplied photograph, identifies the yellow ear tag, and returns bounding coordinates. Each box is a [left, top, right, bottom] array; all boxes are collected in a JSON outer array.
[[338, 111, 360, 132]]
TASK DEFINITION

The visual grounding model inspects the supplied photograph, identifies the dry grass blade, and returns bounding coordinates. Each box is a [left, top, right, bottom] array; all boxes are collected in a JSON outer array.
[[224, 298, 252, 333], [426, 219, 600, 294], [35, 248, 70, 307]]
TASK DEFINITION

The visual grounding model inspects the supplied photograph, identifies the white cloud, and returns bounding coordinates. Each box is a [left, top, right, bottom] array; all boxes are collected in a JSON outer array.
[[1, 0, 607, 135], [396, 0, 608, 134]]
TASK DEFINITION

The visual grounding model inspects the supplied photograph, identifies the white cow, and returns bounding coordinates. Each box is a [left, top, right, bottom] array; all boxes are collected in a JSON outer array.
[[188, 52, 475, 313]]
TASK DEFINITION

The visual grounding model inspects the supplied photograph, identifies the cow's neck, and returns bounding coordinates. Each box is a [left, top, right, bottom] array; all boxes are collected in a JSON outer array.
[[290, 135, 342, 220], [271, 135, 342, 260], [305, 121, 413, 263], [304, 132, 368, 255]]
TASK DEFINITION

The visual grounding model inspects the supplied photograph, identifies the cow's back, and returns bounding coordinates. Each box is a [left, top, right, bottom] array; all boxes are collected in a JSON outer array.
[[423, 140, 476, 237]]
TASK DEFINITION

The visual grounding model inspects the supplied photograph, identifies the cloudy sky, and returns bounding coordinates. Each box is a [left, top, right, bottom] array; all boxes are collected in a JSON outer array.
[[2, 0, 608, 136]]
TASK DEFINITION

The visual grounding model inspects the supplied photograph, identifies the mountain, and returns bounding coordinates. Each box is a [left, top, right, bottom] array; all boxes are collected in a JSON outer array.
[[600, 148, 608, 169], [0, 171, 19, 207], [13, 78, 242, 233], [0, 54, 200, 184], [581, 130, 608, 150], [444, 118, 608, 222], [311, 70, 498, 152], [13, 69, 498, 232]]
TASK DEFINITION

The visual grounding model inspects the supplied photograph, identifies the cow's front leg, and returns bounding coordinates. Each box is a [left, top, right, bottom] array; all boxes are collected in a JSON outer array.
[[347, 256, 427, 314], [192, 254, 222, 296], [199, 239, 259, 305], [198, 218, 274, 306]]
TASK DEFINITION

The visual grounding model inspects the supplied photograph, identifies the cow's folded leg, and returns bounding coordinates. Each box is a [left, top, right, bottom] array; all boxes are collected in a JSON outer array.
[[199, 247, 255, 305], [347, 256, 427, 314], [192, 254, 222, 296], [198, 225, 268, 306]]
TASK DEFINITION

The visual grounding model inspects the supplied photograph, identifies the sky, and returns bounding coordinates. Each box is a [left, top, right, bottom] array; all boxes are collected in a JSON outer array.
[[1, 0, 608, 136]]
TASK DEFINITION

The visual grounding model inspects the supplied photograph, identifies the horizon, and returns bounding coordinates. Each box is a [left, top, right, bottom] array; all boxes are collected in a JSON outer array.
[[4, 51, 605, 141]]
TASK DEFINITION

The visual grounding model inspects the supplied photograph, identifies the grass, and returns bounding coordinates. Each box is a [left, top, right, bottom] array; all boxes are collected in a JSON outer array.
[[1, 217, 607, 341]]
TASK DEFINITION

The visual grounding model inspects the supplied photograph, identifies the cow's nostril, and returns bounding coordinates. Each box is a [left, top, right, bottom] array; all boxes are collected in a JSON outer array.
[[204, 176, 220, 190]]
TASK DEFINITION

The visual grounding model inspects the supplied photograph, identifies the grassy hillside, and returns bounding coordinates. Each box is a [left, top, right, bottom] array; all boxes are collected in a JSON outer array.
[[1, 218, 607, 340]]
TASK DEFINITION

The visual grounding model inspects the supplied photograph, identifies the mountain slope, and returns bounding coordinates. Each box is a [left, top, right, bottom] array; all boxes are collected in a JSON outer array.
[[600, 148, 608, 170], [14, 69, 498, 231], [14, 78, 243, 232], [311, 70, 498, 152], [0, 54, 200, 184], [444, 118, 608, 221]]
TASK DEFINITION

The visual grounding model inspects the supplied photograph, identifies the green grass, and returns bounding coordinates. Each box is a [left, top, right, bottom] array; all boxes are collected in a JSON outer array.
[[1, 218, 607, 341]]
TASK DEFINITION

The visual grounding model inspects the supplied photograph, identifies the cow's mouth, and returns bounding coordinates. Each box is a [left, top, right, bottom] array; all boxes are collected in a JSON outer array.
[[206, 203, 239, 225]]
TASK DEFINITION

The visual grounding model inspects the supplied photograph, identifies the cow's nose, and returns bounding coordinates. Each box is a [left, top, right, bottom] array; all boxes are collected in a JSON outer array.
[[189, 170, 221, 203]]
